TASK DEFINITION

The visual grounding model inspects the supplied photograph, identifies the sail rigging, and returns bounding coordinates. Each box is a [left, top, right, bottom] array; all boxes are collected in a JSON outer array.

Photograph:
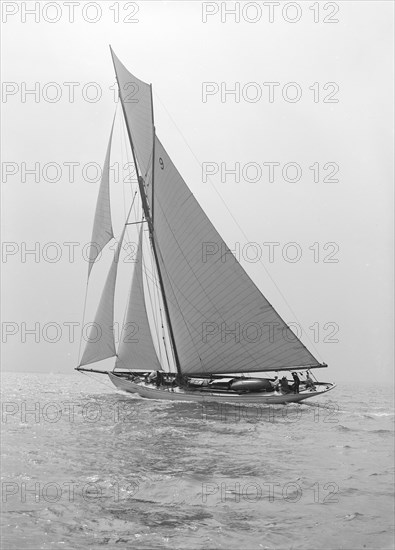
[[115, 226, 162, 371], [81, 49, 324, 377], [87, 117, 115, 278]]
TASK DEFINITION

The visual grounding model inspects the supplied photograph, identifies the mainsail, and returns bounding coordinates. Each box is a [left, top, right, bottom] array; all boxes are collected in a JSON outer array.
[[152, 136, 321, 375], [87, 119, 115, 278], [79, 226, 126, 366], [115, 227, 162, 371]]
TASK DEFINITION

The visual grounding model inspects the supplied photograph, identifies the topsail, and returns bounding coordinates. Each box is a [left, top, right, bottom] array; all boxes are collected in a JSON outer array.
[[110, 48, 154, 202]]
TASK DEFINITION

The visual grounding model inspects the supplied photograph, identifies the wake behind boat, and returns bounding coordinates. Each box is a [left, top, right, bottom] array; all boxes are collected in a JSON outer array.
[[75, 48, 336, 405]]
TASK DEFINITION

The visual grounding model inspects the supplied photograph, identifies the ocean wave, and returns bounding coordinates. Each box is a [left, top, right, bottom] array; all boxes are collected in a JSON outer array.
[[343, 512, 364, 521], [335, 424, 358, 432]]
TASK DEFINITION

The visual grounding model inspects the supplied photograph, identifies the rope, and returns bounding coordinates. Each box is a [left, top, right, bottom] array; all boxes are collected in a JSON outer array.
[[77, 280, 89, 366], [78, 369, 115, 391]]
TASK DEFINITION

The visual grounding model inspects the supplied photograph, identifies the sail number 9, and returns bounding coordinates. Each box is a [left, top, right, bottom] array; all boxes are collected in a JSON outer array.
[[159, 158, 164, 170]]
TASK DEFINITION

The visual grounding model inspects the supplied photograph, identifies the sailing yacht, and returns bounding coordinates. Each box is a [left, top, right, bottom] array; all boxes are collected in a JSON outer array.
[[76, 48, 336, 405]]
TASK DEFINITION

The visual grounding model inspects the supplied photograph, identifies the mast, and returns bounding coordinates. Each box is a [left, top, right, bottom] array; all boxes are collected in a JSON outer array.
[[150, 84, 155, 225], [110, 48, 182, 377], [148, 86, 182, 376]]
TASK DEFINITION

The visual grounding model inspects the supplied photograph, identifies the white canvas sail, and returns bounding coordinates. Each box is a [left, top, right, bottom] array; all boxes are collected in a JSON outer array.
[[80, 226, 126, 366], [87, 119, 115, 278], [110, 48, 154, 205], [152, 136, 321, 375], [115, 227, 162, 371]]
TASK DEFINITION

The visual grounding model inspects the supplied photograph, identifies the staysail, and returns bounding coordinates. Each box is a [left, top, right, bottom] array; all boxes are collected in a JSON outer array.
[[152, 136, 321, 375], [115, 227, 162, 371], [79, 226, 126, 366], [87, 118, 115, 278]]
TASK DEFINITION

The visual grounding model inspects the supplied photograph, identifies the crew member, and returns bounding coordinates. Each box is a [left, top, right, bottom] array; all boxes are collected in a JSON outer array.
[[305, 371, 316, 390], [270, 376, 280, 391], [291, 372, 300, 394]]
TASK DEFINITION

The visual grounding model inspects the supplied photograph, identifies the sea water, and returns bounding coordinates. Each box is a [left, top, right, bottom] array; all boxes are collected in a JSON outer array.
[[1, 372, 394, 549]]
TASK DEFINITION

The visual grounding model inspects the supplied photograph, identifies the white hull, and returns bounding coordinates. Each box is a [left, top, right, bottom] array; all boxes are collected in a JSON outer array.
[[108, 373, 336, 404]]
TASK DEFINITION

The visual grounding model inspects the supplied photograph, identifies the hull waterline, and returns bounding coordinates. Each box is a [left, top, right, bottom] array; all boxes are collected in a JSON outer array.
[[107, 373, 336, 404]]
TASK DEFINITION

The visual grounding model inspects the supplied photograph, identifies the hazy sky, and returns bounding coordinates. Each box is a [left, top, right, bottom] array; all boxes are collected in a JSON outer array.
[[1, 1, 393, 384]]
